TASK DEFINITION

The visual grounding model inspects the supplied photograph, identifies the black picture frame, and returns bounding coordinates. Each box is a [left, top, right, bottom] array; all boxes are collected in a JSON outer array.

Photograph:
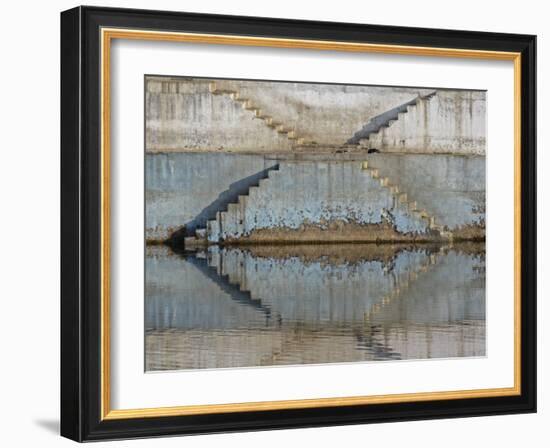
[[61, 5, 536, 442]]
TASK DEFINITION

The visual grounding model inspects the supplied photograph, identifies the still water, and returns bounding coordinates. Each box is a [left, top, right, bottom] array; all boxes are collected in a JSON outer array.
[[145, 243, 485, 371]]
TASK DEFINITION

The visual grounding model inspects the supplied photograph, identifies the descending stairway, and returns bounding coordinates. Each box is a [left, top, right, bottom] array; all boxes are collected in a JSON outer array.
[[361, 160, 453, 240], [209, 81, 316, 147], [188, 162, 435, 245], [348, 91, 437, 149], [184, 164, 280, 247], [186, 161, 448, 246]]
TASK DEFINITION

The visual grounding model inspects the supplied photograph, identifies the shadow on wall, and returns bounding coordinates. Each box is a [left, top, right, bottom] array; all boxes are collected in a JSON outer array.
[[346, 96, 425, 145], [170, 164, 279, 242]]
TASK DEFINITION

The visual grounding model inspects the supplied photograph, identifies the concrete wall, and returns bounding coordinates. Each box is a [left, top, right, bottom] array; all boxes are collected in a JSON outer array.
[[146, 77, 292, 152], [367, 153, 486, 229], [146, 77, 446, 151], [363, 91, 486, 155], [206, 160, 430, 242], [145, 152, 278, 240], [210, 79, 433, 147], [146, 152, 485, 242]]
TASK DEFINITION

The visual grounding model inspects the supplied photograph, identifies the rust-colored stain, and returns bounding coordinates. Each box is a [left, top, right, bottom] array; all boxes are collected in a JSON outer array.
[[222, 220, 443, 245]]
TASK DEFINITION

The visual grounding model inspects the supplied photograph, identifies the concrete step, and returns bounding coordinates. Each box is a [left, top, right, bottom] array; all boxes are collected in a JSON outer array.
[[349, 93, 436, 148], [258, 178, 271, 188], [207, 219, 218, 234], [237, 197, 248, 220], [247, 186, 259, 199], [418, 210, 429, 219], [184, 236, 207, 249], [369, 130, 381, 139], [208, 82, 237, 96], [227, 203, 239, 214], [200, 166, 282, 242], [212, 86, 304, 144], [296, 138, 317, 146], [195, 228, 207, 239], [361, 162, 440, 235], [276, 125, 290, 134], [268, 170, 282, 180]]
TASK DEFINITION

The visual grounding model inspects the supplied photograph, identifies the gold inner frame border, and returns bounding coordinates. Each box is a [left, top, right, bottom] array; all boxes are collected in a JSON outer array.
[[99, 27, 522, 420]]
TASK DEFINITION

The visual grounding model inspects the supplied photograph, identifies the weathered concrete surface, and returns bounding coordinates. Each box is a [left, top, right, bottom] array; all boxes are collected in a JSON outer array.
[[145, 152, 278, 241], [146, 77, 474, 152], [366, 153, 486, 231], [219, 222, 437, 244], [146, 77, 292, 152], [145, 244, 485, 369], [209, 79, 433, 148], [361, 91, 486, 155], [348, 92, 435, 145], [146, 152, 485, 243], [201, 157, 485, 243], [205, 160, 431, 243]]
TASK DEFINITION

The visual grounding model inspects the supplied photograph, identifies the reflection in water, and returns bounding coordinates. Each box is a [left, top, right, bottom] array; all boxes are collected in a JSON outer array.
[[145, 243, 485, 371]]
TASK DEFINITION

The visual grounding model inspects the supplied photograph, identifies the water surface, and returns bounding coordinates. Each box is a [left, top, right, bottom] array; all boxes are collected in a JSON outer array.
[[145, 243, 485, 371]]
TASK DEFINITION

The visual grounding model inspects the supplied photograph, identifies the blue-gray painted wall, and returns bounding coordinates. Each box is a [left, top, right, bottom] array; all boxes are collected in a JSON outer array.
[[146, 152, 485, 241]]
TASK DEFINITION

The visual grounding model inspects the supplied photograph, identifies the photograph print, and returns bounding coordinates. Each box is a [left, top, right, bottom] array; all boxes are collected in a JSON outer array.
[[144, 76, 486, 371]]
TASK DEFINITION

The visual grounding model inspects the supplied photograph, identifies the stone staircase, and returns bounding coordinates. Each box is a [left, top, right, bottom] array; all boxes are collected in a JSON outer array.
[[361, 160, 453, 240], [183, 163, 280, 248], [351, 91, 437, 150], [209, 81, 316, 147], [186, 161, 438, 246]]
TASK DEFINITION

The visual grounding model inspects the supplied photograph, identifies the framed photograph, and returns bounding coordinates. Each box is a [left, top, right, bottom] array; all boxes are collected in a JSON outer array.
[[60, 6, 536, 441]]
